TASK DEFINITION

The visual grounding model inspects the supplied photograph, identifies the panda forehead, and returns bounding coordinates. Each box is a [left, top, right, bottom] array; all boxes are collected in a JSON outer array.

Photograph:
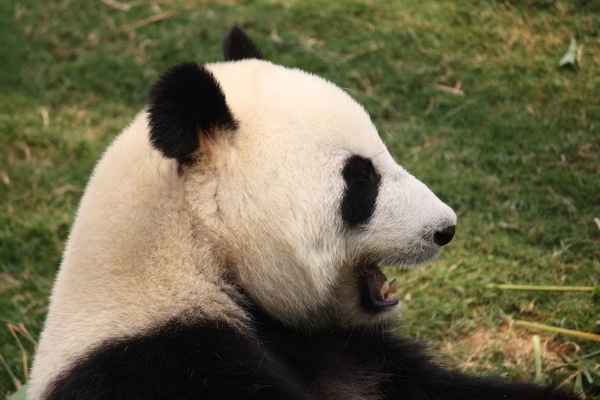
[[206, 60, 385, 157]]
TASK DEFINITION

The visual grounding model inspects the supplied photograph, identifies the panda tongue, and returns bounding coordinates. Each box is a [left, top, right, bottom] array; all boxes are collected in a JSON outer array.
[[369, 265, 397, 302]]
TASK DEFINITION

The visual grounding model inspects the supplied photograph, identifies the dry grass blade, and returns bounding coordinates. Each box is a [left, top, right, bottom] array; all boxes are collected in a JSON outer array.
[[433, 82, 464, 96], [0, 353, 21, 389], [486, 284, 595, 292], [515, 321, 600, 342], [7, 323, 29, 381], [121, 11, 175, 34], [101, 0, 137, 12], [533, 335, 543, 383], [15, 322, 38, 347]]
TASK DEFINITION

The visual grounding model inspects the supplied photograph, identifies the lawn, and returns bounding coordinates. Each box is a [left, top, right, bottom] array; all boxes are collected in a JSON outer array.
[[1, 0, 598, 398]]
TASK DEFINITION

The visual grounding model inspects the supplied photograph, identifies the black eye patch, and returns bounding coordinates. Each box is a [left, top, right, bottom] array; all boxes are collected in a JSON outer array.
[[341, 155, 381, 228]]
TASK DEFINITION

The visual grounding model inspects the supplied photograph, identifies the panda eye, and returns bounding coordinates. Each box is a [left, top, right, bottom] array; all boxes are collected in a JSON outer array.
[[341, 155, 381, 228], [343, 156, 380, 185], [357, 168, 378, 183]]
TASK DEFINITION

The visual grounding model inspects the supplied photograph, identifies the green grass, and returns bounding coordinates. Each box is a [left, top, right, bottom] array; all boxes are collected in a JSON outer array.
[[1, 0, 598, 398]]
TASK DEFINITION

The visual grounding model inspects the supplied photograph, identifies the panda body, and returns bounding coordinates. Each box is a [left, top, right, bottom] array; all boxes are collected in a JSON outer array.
[[28, 28, 578, 400]]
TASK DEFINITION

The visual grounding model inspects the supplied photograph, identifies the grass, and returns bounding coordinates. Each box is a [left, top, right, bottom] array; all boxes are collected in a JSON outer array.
[[1, 0, 598, 398]]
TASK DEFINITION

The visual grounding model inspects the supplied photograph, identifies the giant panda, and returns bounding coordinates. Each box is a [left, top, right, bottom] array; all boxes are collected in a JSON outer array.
[[28, 27, 578, 400]]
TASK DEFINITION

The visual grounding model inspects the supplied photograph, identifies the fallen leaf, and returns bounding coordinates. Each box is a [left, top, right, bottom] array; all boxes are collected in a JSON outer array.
[[559, 36, 577, 67]]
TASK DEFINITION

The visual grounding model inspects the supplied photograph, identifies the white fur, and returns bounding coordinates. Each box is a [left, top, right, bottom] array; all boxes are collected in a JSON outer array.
[[29, 59, 455, 399]]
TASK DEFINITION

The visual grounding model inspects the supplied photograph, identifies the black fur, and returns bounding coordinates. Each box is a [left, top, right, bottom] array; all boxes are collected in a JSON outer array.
[[44, 319, 308, 400], [341, 155, 381, 228], [147, 62, 238, 163], [43, 303, 579, 400], [223, 26, 264, 61]]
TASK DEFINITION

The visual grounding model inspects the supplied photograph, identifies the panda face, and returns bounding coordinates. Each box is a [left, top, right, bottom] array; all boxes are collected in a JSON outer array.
[[337, 151, 456, 324], [148, 37, 456, 328]]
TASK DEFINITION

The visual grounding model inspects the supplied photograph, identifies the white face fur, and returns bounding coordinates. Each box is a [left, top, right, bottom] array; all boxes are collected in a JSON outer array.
[[193, 60, 457, 327]]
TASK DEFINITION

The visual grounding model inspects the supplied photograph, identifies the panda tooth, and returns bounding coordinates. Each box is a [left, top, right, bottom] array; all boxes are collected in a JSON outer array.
[[388, 292, 397, 301], [389, 279, 397, 294], [381, 280, 390, 297]]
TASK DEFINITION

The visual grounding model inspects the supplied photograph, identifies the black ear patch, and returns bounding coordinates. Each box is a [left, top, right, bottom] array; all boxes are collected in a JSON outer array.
[[222, 26, 264, 61], [147, 62, 238, 162], [341, 155, 381, 228]]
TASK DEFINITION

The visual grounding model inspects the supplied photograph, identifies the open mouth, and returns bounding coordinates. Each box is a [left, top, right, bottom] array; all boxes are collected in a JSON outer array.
[[360, 263, 400, 312]]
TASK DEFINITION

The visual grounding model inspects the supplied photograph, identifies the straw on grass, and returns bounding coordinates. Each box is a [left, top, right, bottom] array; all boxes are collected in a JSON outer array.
[[515, 320, 600, 342]]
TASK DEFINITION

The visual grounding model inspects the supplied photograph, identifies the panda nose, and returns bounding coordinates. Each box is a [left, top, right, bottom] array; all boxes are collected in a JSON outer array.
[[433, 225, 456, 246]]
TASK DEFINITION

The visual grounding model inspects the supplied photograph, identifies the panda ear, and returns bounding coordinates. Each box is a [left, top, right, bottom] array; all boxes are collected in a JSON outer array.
[[147, 62, 238, 163], [222, 26, 264, 61]]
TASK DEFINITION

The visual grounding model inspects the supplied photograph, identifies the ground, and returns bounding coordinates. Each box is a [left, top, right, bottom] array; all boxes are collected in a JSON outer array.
[[0, 0, 598, 398]]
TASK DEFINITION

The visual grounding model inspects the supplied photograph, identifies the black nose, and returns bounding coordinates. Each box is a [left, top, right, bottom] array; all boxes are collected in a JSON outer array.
[[433, 225, 456, 246]]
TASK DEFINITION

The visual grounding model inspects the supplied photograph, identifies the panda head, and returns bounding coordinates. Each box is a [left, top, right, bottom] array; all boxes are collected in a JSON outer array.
[[148, 27, 456, 328]]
